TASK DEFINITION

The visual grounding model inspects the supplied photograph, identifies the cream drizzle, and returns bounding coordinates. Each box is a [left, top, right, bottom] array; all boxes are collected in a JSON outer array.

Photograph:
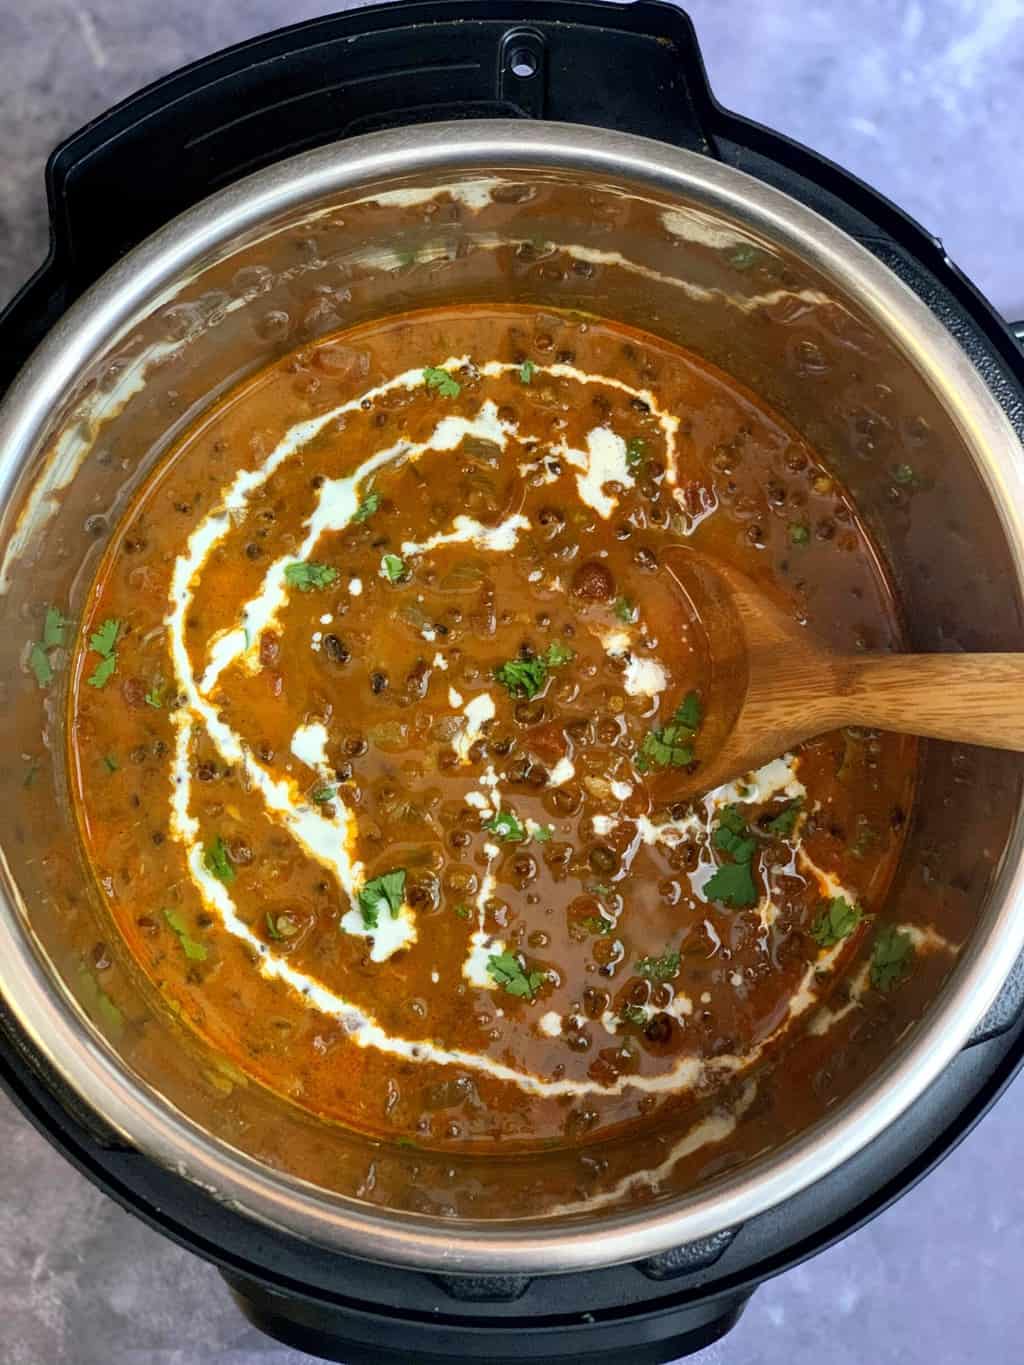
[[162, 361, 909, 1102]]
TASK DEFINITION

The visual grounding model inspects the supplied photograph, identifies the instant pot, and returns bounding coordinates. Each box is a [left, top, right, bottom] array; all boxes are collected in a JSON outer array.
[[2, 4, 1024, 1361]]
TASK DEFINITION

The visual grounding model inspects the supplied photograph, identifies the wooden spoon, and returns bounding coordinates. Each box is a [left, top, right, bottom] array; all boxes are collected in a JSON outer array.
[[658, 547, 1024, 798]]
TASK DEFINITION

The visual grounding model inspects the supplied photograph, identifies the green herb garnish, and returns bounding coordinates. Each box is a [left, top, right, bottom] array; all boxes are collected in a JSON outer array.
[[870, 925, 914, 991], [789, 523, 810, 546], [29, 643, 53, 688], [203, 836, 235, 884], [144, 684, 164, 709], [544, 640, 574, 667], [636, 691, 702, 772], [89, 618, 120, 658], [703, 805, 758, 908], [619, 1003, 648, 1027], [519, 360, 536, 384], [423, 365, 461, 398], [357, 868, 406, 930], [87, 655, 118, 689], [626, 437, 646, 469], [767, 801, 802, 837], [163, 908, 208, 961], [487, 951, 545, 999], [284, 561, 338, 592], [352, 487, 380, 523], [614, 596, 638, 624], [310, 785, 337, 804], [28, 607, 71, 688], [635, 950, 680, 982], [453, 902, 472, 920], [381, 553, 406, 584], [811, 895, 862, 948], [580, 915, 614, 936], [531, 824, 554, 842], [43, 607, 69, 649], [493, 641, 573, 699], [103, 754, 119, 774], [86, 617, 121, 689], [485, 809, 527, 842]]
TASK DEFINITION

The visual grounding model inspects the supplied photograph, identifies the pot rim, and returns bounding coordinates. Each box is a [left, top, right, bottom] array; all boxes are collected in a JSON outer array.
[[1, 118, 1023, 1275]]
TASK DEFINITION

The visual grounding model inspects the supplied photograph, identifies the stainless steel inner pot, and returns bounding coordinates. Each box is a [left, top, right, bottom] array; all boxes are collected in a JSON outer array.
[[1, 121, 1023, 1274]]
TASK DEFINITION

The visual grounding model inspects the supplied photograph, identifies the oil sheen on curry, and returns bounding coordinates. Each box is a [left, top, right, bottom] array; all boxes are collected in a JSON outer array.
[[69, 305, 927, 1159]]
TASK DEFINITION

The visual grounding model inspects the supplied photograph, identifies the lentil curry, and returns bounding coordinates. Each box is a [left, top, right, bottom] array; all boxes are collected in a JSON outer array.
[[66, 305, 947, 1179]]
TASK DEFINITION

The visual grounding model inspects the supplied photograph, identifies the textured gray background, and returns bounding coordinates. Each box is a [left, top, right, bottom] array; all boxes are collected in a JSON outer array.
[[1, 2, 1023, 1362]]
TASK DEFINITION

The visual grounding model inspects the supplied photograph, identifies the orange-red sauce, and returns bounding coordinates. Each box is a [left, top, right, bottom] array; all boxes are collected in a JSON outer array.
[[68, 305, 917, 1156]]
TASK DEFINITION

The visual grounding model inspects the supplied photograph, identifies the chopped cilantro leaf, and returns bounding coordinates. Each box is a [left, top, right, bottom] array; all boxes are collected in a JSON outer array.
[[703, 805, 758, 908], [704, 860, 758, 908], [453, 902, 472, 920], [89, 618, 121, 658], [42, 607, 69, 650], [519, 360, 536, 384], [789, 523, 810, 546], [103, 754, 119, 774], [87, 654, 118, 689], [144, 684, 164, 709], [203, 836, 235, 884], [310, 785, 336, 804], [544, 640, 574, 668], [614, 596, 638, 624], [381, 553, 406, 584], [357, 868, 406, 929], [486, 809, 527, 842], [163, 908, 208, 961], [587, 882, 613, 897], [635, 950, 679, 982], [811, 895, 862, 948], [28, 642, 53, 688], [487, 951, 545, 999], [580, 915, 614, 936], [635, 691, 702, 772], [85, 617, 122, 688], [494, 656, 547, 698], [626, 437, 647, 469], [352, 488, 380, 523], [619, 1003, 648, 1027], [423, 365, 461, 398], [767, 801, 802, 837], [494, 643, 572, 699], [870, 925, 914, 991], [713, 822, 757, 863], [531, 824, 554, 842], [892, 463, 918, 486], [284, 561, 338, 592]]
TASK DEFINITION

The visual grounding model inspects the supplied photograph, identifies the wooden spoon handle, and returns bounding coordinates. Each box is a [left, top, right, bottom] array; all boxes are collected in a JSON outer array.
[[830, 653, 1024, 750]]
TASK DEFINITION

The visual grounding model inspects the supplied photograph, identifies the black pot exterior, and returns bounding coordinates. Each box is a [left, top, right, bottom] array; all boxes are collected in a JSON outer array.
[[2, 4, 1023, 1362]]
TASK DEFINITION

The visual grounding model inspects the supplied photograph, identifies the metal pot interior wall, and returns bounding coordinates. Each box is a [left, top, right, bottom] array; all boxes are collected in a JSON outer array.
[[0, 141, 1021, 1267]]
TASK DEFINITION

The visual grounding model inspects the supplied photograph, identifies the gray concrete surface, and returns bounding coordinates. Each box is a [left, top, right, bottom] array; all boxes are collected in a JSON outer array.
[[1, 2, 1022, 1362]]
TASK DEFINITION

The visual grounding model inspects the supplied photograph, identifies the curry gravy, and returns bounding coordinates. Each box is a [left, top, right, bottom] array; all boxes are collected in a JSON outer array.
[[67, 305, 932, 1159]]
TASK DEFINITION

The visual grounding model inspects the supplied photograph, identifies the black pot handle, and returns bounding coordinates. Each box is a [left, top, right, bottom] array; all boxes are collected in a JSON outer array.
[[0, 0, 721, 396]]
